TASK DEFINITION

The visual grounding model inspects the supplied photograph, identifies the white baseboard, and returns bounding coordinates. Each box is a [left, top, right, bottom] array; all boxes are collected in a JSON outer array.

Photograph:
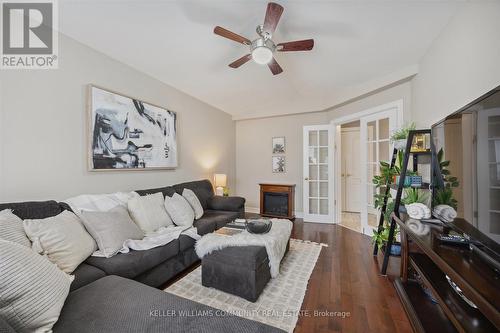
[[245, 206, 260, 214], [245, 207, 303, 219]]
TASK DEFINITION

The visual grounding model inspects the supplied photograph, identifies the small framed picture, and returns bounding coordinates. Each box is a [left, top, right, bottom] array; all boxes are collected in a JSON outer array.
[[272, 156, 286, 173], [272, 137, 285, 154]]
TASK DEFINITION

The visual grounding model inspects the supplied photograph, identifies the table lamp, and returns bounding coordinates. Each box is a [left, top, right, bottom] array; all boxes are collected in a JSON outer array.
[[214, 174, 227, 196]]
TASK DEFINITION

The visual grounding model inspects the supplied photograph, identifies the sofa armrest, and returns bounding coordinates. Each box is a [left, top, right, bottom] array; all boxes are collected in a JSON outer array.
[[208, 196, 245, 213]]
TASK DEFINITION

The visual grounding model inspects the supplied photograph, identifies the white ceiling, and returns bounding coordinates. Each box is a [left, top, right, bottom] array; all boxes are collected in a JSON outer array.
[[58, 0, 463, 119]]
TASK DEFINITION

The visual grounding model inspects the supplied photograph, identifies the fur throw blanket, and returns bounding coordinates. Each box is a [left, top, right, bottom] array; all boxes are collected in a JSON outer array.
[[195, 219, 293, 278]]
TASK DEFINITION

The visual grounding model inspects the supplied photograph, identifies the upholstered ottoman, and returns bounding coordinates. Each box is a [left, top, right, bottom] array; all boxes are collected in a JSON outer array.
[[201, 242, 290, 302], [202, 246, 269, 302]]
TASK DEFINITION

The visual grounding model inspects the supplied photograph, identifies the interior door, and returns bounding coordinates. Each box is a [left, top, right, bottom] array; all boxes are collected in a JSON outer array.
[[303, 125, 334, 223], [341, 128, 361, 212], [360, 110, 398, 235]]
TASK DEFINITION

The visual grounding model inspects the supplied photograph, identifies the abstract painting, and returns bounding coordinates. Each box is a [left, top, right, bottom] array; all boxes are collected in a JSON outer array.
[[272, 156, 286, 173], [88, 85, 177, 170], [272, 137, 285, 154]]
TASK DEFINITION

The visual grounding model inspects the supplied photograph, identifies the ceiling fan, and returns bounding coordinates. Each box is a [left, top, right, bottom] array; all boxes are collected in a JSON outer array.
[[213, 2, 314, 75]]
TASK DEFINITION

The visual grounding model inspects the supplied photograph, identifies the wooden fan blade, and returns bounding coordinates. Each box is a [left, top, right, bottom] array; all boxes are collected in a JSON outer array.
[[268, 57, 283, 75], [214, 26, 251, 45], [263, 2, 284, 34], [229, 54, 252, 68], [277, 39, 314, 52]]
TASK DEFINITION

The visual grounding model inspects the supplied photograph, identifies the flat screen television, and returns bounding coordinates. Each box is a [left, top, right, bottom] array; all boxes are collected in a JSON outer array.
[[431, 86, 500, 257]]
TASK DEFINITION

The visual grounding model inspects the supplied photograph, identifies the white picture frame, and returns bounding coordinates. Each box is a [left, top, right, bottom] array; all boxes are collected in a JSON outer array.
[[88, 85, 177, 171], [272, 136, 285, 154], [272, 156, 286, 173]]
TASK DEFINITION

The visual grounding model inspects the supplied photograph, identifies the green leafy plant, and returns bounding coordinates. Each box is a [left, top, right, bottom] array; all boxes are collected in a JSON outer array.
[[402, 188, 429, 205], [372, 226, 391, 249], [390, 122, 416, 142], [371, 158, 401, 250], [433, 148, 459, 209], [434, 188, 457, 209]]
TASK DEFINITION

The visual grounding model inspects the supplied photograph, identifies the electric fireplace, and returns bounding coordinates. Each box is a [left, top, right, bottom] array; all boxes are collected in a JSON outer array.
[[259, 183, 295, 219]]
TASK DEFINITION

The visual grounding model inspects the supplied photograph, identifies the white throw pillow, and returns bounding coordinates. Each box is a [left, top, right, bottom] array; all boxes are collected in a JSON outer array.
[[0, 209, 31, 247], [182, 189, 204, 220], [128, 192, 173, 233], [24, 211, 97, 274], [0, 239, 71, 332], [164, 193, 195, 227], [80, 205, 144, 258]]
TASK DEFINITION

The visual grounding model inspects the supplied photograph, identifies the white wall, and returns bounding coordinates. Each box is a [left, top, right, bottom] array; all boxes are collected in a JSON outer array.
[[235, 111, 329, 213], [235, 81, 412, 214], [412, 1, 500, 127], [0, 33, 235, 202], [327, 80, 412, 123]]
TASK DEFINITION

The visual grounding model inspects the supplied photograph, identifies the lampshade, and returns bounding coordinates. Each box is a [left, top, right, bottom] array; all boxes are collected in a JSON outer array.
[[251, 46, 273, 65], [214, 174, 227, 187]]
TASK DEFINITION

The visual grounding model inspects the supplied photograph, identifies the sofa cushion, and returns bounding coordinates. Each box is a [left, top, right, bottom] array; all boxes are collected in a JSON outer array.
[[194, 210, 239, 235], [182, 188, 204, 219], [53, 275, 285, 333], [0, 209, 31, 247], [85, 239, 180, 279], [80, 206, 144, 258], [0, 200, 65, 220], [173, 179, 214, 210], [70, 263, 106, 291], [179, 234, 196, 252], [208, 196, 246, 212], [0, 239, 71, 333], [128, 192, 173, 232], [24, 211, 98, 274], [135, 186, 176, 198], [164, 193, 194, 227], [0, 316, 16, 333]]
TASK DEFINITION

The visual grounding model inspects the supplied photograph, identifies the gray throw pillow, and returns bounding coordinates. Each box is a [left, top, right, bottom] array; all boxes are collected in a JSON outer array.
[[24, 211, 97, 274], [80, 205, 144, 258], [164, 193, 195, 227], [182, 189, 204, 220], [0, 209, 31, 247], [0, 239, 71, 332]]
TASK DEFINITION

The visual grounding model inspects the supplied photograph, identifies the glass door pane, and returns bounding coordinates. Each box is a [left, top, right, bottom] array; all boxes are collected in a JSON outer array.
[[360, 110, 397, 235], [304, 126, 332, 223]]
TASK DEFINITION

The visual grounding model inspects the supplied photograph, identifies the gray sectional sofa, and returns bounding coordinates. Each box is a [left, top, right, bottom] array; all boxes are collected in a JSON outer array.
[[0, 180, 285, 332]]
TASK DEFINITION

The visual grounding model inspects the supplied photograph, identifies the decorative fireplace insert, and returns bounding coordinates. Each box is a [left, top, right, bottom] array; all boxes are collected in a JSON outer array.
[[259, 183, 295, 219]]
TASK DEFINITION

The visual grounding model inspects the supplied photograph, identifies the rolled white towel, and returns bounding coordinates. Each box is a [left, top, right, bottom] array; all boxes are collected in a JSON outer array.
[[406, 219, 430, 236], [406, 203, 431, 220], [433, 205, 457, 223]]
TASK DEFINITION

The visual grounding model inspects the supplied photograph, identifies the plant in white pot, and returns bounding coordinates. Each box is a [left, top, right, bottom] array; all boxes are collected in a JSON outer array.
[[390, 122, 416, 150]]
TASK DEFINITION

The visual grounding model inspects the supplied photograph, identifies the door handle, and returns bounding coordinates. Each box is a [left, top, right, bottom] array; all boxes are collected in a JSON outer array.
[[347, 174, 352, 177], [304, 177, 309, 181]]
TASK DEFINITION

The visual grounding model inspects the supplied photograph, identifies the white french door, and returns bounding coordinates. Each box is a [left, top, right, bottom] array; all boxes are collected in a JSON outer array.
[[303, 125, 334, 223], [360, 110, 398, 235]]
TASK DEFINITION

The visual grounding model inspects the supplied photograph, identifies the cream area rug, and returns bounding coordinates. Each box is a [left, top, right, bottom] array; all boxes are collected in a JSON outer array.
[[165, 239, 327, 333]]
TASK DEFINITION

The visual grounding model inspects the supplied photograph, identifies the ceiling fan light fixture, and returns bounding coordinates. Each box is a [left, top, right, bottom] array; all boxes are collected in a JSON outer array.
[[251, 46, 273, 65]]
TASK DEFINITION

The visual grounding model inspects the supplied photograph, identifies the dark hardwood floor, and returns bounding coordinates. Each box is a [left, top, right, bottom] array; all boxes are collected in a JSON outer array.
[[166, 216, 412, 332], [291, 218, 412, 333]]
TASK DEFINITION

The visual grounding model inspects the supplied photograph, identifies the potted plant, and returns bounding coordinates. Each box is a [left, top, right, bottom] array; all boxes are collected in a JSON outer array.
[[402, 188, 430, 206], [390, 122, 416, 150], [372, 159, 401, 255], [433, 148, 460, 209]]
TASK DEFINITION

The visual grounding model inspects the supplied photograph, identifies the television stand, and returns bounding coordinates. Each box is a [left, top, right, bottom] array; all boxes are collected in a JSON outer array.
[[392, 214, 500, 332]]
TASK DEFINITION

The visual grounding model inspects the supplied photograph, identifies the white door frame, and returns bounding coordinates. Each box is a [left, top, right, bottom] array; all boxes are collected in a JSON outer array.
[[303, 124, 335, 223], [331, 100, 404, 233]]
